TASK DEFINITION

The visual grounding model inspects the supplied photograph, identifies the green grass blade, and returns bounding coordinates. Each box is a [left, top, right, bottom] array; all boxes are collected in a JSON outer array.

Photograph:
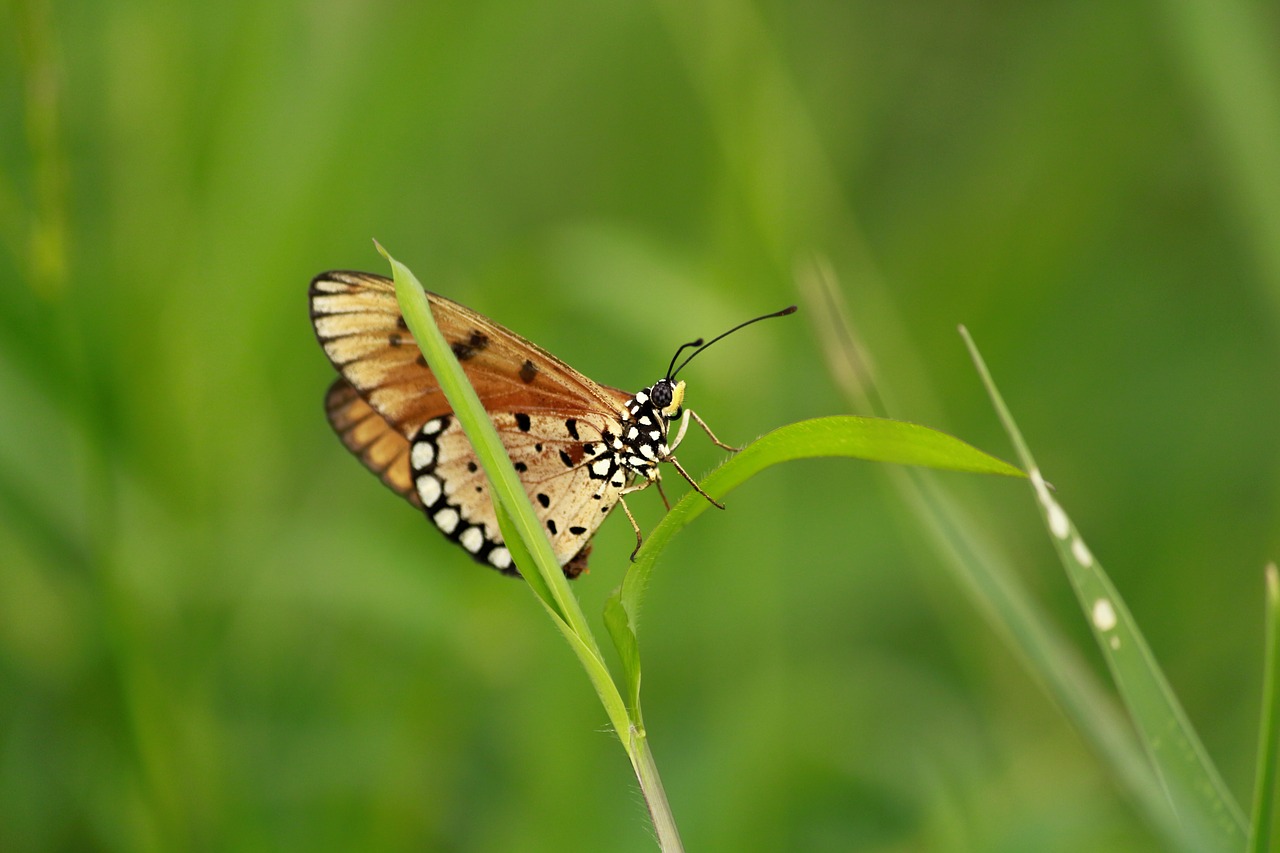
[[381, 245, 583, 635], [801, 262, 1206, 850], [603, 590, 642, 718], [899, 467, 1190, 847], [617, 414, 1023, 626], [1249, 564, 1280, 853], [962, 326, 1247, 851]]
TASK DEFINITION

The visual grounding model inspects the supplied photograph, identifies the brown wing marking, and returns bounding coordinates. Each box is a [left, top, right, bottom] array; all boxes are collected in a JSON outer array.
[[324, 378, 421, 509]]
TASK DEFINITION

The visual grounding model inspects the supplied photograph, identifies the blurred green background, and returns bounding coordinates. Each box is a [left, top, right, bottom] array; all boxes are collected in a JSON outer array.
[[4, 0, 1280, 850]]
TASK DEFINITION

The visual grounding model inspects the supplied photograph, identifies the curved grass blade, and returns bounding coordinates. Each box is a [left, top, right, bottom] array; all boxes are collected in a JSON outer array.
[[961, 325, 1246, 851], [613, 415, 1023, 630]]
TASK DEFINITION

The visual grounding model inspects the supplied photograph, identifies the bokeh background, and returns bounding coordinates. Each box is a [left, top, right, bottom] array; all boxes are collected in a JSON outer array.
[[4, 1, 1279, 850]]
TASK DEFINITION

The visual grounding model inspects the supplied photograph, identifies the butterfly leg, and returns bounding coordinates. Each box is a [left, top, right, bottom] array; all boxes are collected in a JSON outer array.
[[617, 495, 646, 561], [669, 456, 726, 510], [654, 476, 672, 511], [689, 410, 741, 452], [669, 409, 692, 452]]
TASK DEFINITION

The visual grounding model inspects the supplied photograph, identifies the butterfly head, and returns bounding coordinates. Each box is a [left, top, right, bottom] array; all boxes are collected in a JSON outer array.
[[649, 377, 686, 419]]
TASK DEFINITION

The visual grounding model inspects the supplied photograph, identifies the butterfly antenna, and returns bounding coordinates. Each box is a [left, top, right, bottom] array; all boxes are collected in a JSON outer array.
[[670, 305, 798, 379], [665, 338, 705, 380]]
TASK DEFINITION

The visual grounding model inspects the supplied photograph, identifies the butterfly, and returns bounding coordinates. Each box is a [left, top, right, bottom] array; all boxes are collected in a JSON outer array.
[[310, 270, 794, 578]]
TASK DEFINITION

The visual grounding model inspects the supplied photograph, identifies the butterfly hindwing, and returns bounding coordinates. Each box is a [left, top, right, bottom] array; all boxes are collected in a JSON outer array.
[[324, 378, 420, 508], [407, 411, 630, 577], [310, 271, 637, 576]]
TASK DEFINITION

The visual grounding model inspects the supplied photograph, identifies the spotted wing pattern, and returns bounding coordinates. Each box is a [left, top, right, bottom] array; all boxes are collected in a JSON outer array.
[[310, 270, 636, 576]]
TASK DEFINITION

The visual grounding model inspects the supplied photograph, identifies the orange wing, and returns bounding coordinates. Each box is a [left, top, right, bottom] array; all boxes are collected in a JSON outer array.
[[310, 271, 637, 576], [310, 271, 633, 435]]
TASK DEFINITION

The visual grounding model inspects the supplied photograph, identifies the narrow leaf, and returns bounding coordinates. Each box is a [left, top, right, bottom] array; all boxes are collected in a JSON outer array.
[[962, 325, 1246, 851], [604, 591, 642, 717]]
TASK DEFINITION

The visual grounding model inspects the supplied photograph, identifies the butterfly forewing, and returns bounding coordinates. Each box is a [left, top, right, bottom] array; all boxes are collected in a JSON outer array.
[[311, 271, 636, 576]]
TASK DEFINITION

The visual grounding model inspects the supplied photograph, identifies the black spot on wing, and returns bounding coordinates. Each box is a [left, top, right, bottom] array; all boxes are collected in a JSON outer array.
[[565, 419, 579, 440], [520, 359, 538, 383], [451, 330, 490, 361], [515, 413, 531, 432]]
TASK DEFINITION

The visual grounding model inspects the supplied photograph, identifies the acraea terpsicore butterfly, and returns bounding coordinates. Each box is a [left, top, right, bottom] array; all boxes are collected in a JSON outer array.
[[310, 270, 794, 578]]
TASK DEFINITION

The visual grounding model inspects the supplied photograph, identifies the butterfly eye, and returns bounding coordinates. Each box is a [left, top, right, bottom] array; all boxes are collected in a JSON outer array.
[[650, 380, 674, 410]]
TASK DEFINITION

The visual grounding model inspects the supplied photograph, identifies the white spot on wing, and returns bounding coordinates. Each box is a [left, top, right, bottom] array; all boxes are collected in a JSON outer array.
[[433, 508, 459, 534], [460, 526, 484, 553], [1091, 598, 1117, 632], [627, 426, 639, 440], [411, 441, 435, 469], [422, 418, 445, 435], [417, 474, 442, 506], [639, 444, 655, 460], [490, 547, 512, 570], [592, 458, 612, 476]]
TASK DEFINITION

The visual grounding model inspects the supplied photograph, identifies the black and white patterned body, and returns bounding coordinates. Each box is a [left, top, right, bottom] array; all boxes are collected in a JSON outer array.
[[405, 377, 688, 576], [593, 379, 684, 489]]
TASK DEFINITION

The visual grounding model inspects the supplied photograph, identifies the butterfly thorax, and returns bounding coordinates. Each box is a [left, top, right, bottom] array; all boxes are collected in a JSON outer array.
[[599, 378, 685, 483]]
